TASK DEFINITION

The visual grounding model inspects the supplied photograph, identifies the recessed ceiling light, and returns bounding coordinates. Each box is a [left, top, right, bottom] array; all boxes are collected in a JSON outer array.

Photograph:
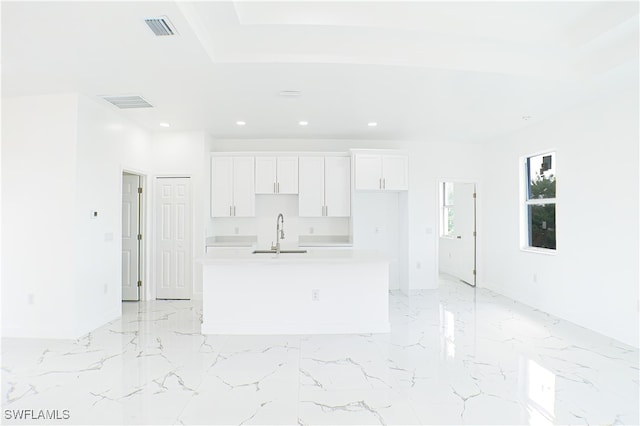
[[299, 121, 308, 126], [279, 90, 301, 98], [159, 122, 171, 128], [368, 122, 378, 127], [236, 121, 246, 126]]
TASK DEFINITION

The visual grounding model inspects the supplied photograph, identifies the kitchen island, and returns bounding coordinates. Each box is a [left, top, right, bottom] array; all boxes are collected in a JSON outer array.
[[198, 249, 390, 335]]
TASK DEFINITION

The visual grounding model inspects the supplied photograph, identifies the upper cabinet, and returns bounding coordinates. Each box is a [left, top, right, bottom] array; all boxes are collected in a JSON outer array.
[[211, 156, 255, 217], [354, 153, 408, 191], [299, 155, 351, 217], [255, 156, 298, 194]]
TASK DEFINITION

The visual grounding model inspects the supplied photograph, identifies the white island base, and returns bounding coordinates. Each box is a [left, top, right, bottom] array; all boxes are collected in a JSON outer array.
[[200, 250, 390, 335]]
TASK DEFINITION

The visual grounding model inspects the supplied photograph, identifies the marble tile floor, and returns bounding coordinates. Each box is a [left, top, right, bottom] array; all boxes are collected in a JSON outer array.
[[2, 276, 638, 425]]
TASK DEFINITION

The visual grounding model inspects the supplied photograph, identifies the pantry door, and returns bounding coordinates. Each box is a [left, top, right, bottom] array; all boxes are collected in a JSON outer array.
[[155, 177, 192, 299]]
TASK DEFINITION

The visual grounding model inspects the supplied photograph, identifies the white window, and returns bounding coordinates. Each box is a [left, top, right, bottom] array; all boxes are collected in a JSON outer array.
[[441, 182, 455, 237], [523, 152, 556, 251]]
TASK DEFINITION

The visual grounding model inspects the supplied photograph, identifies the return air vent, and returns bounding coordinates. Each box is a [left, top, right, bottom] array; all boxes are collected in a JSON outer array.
[[145, 16, 177, 36], [102, 95, 153, 109]]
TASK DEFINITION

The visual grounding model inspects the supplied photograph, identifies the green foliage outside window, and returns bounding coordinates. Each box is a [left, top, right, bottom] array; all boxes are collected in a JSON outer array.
[[526, 154, 556, 250]]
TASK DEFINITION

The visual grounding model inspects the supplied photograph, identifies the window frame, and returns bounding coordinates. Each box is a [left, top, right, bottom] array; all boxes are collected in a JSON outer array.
[[441, 182, 455, 238], [520, 151, 557, 254]]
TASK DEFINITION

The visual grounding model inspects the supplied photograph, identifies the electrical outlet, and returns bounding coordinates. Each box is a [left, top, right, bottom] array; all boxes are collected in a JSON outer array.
[[533, 273, 537, 283], [312, 289, 320, 301], [374, 227, 380, 234], [416, 261, 421, 269], [234, 227, 239, 235], [309, 227, 314, 234], [103, 283, 108, 294], [28, 293, 34, 305]]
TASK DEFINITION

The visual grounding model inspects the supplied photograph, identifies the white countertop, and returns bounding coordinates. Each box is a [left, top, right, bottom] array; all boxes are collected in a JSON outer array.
[[206, 235, 352, 248], [197, 248, 389, 264]]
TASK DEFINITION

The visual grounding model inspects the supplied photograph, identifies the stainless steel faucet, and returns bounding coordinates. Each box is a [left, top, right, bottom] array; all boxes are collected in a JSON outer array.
[[271, 213, 285, 254]]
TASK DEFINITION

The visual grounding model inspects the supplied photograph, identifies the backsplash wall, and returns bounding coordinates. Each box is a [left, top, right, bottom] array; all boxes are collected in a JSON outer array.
[[207, 195, 350, 249]]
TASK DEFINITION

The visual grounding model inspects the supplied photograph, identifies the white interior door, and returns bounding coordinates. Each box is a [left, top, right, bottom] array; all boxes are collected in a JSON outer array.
[[156, 177, 192, 299], [454, 182, 476, 285], [122, 173, 140, 301]]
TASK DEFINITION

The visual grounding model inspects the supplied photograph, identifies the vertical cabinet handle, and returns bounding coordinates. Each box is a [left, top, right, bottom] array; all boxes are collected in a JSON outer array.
[[325, 205, 328, 216], [273, 182, 276, 193], [277, 182, 280, 193], [383, 178, 386, 189], [233, 206, 236, 216], [379, 178, 382, 189], [229, 206, 232, 216]]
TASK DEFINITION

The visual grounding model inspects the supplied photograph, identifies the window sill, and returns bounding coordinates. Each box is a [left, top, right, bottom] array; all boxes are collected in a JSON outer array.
[[520, 247, 556, 256]]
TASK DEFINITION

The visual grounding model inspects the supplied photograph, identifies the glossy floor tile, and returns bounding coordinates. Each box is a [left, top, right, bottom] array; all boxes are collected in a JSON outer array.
[[2, 276, 638, 425]]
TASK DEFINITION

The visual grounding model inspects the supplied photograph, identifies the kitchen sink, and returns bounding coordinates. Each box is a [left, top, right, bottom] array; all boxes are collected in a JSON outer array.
[[252, 249, 307, 254]]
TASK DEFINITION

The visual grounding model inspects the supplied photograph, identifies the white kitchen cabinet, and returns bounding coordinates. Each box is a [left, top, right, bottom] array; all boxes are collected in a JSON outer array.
[[354, 153, 408, 191], [299, 155, 350, 217], [255, 156, 298, 194], [211, 156, 255, 217]]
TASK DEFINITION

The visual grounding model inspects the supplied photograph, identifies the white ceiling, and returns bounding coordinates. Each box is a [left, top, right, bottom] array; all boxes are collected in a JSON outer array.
[[2, 1, 638, 142]]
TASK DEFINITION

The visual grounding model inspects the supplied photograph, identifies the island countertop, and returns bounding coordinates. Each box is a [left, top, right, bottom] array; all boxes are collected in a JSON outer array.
[[197, 248, 390, 264]]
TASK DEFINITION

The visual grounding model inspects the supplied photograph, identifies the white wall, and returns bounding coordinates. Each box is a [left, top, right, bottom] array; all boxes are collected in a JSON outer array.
[[481, 87, 639, 348], [75, 95, 152, 336], [1, 93, 152, 339], [2, 94, 79, 338]]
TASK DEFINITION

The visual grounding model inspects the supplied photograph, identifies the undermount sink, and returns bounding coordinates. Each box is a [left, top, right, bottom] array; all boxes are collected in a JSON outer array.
[[252, 249, 308, 254]]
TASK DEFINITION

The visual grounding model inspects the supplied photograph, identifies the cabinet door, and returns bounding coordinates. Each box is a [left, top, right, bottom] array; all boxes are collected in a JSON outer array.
[[254, 156, 276, 194], [324, 156, 351, 217], [382, 155, 408, 190], [298, 156, 324, 217], [354, 154, 382, 190], [211, 156, 233, 217], [233, 157, 255, 217], [276, 156, 299, 194]]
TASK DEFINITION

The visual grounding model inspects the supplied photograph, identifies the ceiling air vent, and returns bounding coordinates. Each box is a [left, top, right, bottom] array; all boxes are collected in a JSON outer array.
[[145, 16, 177, 36], [102, 95, 153, 109]]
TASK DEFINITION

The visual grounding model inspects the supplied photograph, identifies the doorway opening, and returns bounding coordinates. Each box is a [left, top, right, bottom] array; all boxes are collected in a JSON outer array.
[[122, 172, 145, 301], [437, 181, 477, 287]]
